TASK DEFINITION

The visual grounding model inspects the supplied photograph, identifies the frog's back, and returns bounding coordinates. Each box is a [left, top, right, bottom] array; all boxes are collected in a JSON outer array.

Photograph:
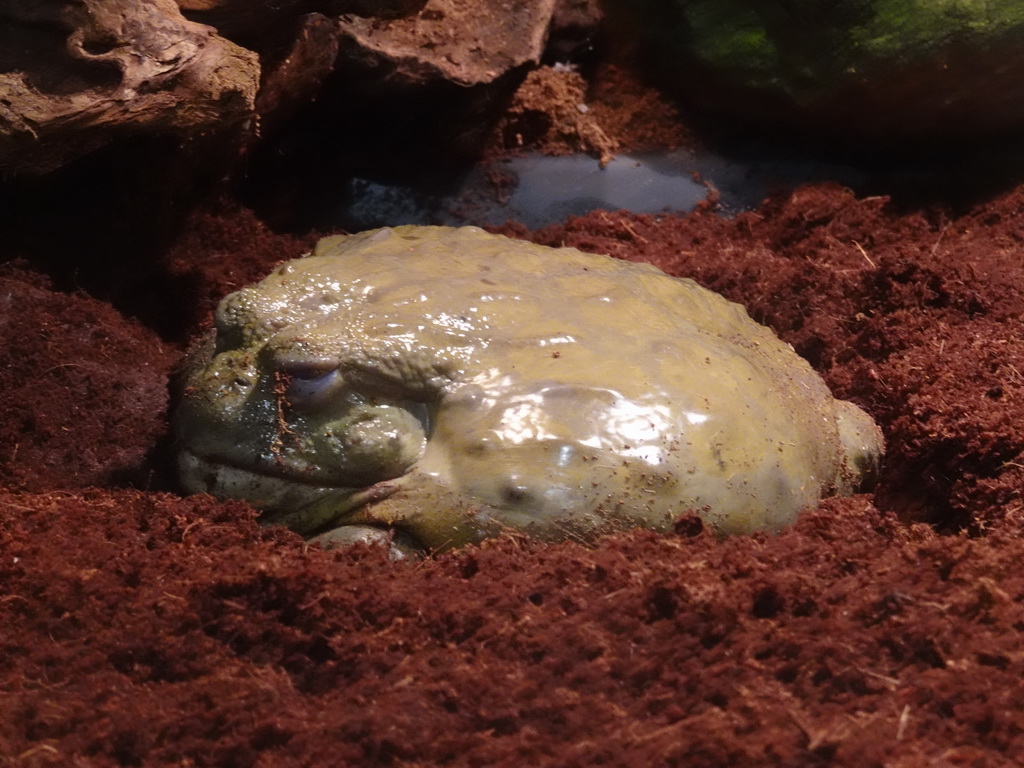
[[293, 226, 814, 399], [294, 227, 846, 538]]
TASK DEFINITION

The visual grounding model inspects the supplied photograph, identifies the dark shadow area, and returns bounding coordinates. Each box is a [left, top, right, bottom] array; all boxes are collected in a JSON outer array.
[[0, 136, 235, 340]]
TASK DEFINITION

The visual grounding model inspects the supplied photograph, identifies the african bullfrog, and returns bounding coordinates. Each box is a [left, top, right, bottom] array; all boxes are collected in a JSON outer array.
[[176, 225, 882, 554]]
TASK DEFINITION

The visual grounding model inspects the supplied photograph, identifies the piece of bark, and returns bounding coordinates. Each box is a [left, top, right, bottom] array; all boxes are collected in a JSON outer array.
[[0, 0, 259, 175]]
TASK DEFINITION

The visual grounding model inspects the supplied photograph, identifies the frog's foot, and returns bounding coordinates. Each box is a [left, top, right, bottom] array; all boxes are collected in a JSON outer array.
[[833, 399, 885, 494], [308, 524, 424, 560]]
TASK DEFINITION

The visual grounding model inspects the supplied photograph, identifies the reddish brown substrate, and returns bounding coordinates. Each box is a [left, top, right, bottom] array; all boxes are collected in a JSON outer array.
[[4, 179, 1024, 764], [3, 489, 1024, 767], [0, 265, 175, 493]]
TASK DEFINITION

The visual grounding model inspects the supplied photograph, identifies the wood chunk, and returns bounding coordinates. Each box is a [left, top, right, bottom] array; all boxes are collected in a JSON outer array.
[[0, 0, 259, 174]]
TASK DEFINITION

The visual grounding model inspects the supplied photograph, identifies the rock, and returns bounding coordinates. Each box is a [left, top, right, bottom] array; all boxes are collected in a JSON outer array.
[[254, 13, 340, 137], [609, 0, 1024, 145], [325, 0, 559, 164], [242, 0, 565, 212], [0, 0, 260, 175], [336, 0, 556, 87]]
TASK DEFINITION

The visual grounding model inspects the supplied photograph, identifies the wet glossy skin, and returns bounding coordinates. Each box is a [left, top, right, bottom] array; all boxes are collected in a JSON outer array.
[[176, 225, 883, 553]]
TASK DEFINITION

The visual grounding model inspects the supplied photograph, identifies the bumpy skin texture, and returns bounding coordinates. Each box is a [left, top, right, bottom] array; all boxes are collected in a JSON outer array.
[[177, 226, 882, 553]]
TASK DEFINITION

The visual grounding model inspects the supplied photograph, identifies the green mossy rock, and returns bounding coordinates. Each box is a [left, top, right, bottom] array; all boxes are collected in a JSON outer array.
[[609, 0, 1024, 143]]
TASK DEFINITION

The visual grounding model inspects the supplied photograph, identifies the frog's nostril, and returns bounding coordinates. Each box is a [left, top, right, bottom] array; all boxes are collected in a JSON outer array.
[[502, 484, 533, 505]]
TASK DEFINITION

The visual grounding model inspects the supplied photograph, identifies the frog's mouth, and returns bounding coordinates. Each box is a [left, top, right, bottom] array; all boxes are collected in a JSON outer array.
[[177, 449, 400, 536]]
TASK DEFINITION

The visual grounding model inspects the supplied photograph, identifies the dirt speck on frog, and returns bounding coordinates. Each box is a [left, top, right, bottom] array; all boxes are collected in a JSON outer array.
[[175, 225, 883, 555]]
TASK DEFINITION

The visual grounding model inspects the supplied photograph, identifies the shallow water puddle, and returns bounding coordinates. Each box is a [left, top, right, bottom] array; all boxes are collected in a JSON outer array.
[[337, 149, 868, 230]]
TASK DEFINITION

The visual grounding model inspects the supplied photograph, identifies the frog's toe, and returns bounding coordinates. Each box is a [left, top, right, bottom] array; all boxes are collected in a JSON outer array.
[[833, 399, 884, 494], [308, 524, 424, 560]]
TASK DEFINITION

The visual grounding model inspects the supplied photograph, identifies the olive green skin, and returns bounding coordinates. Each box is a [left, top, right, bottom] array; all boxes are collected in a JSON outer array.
[[176, 226, 882, 553]]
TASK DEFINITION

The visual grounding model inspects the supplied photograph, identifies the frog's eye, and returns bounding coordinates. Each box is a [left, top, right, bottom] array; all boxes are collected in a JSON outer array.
[[283, 367, 344, 409]]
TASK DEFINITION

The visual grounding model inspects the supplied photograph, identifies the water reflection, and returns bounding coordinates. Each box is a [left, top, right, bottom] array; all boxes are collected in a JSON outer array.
[[456, 379, 708, 469]]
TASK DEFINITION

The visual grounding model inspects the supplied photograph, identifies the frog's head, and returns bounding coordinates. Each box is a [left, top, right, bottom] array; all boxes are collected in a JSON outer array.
[[175, 267, 457, 536]]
